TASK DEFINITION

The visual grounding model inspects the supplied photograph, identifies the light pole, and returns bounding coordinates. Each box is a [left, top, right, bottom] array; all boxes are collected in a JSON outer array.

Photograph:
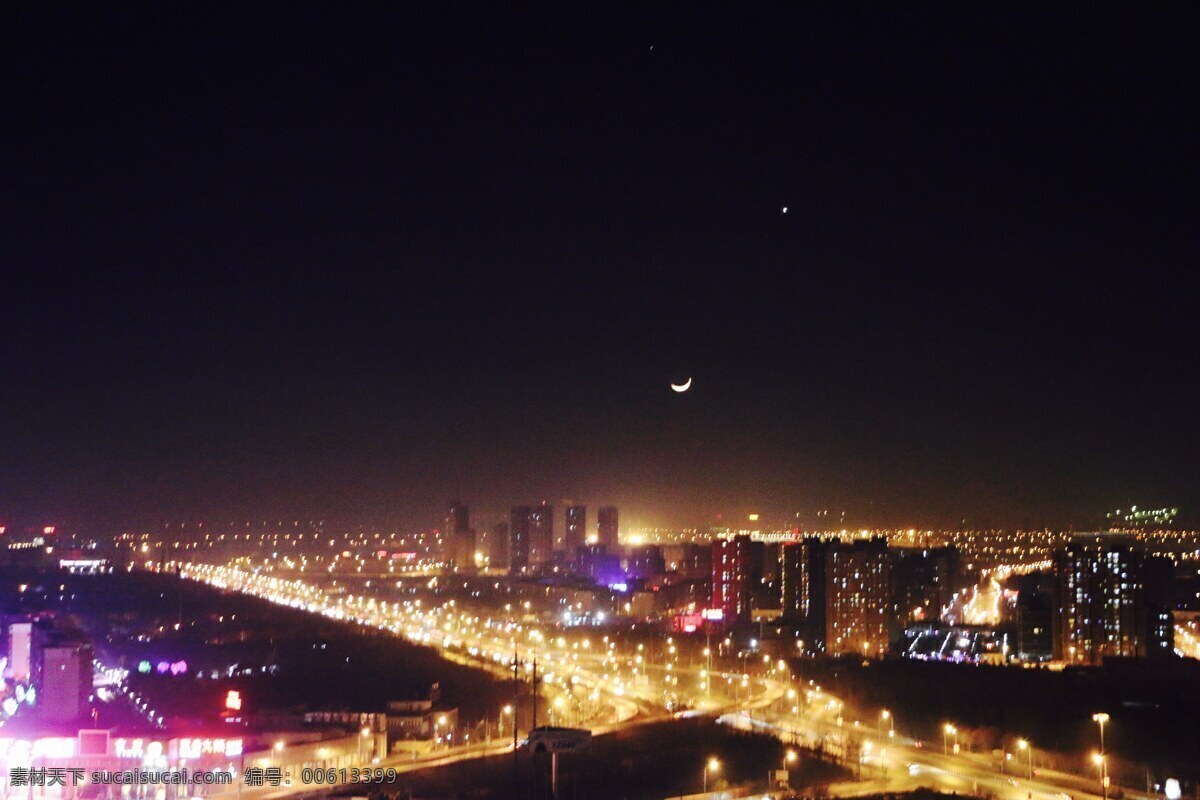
[[1092, 753, 1109, 800], [703, 647, 712, 699], [943, 724, 958, 756], [704, 757, 720, 793], [775, 749, 797, 789], [880, 710, 894, 741], [1017, 738, 1033, 779], [1092, 712, 1109, 755]]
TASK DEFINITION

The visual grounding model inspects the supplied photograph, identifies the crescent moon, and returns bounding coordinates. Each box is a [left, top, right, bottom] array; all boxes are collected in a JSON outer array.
[[670, 378, 693, 393]]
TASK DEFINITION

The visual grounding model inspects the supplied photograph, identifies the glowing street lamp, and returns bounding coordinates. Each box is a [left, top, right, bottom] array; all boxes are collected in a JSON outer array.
[[1016, 739, 1033, 779], [704, 757, 720, 793], [943, 724, 958, 755], [880, 709, 894, 740], [1092, 712, 1110, 754], [1092, 753, 1110, 800]]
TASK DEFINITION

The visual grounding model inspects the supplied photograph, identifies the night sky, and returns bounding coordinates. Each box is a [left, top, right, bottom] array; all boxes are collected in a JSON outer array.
[[3, 4, 1198, 533]]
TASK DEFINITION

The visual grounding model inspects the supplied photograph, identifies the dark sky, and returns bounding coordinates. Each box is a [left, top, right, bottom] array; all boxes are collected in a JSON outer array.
[[3, 3, 1198, 533]]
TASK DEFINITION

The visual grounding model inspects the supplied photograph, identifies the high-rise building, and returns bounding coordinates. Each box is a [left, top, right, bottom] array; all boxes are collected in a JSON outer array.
[[712, 535, 751, 625], [824, 537, 892, 657], [787, 538, 891, 656], [445, 501, 475, 570], [780, 543, 804, 621], [510, 507, 531, 572], [39, 642, 92, 722], [490, 521, 510, 572], [529, 502, 554, 566], [780, 539, 831, 648], [1053, 533, 1149, 664], [565, 505, 587, 553], [597, 506, 619, 551], [892, 546, 961, 625]]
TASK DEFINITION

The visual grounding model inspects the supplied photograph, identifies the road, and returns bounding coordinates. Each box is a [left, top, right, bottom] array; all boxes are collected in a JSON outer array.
[[174, 563, 1149, 800]]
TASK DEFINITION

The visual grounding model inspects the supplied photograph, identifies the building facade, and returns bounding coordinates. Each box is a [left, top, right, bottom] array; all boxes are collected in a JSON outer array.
[[1053, 533, 1147, 664], [597, 506, 618, 552], [824, 537, 892, 657], [445, 501, 475, 570], [529, 502, 554, 566], [509, 506, 531, 572], [711, 535, 752, 625], [565, 505, 586, 553]]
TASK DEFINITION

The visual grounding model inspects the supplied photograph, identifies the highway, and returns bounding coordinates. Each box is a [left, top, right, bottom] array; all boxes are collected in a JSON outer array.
[[175, 563, 1149, 800]]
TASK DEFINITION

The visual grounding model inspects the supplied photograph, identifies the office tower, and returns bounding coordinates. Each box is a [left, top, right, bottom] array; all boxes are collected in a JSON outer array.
[[824, 537, 892, 657], [565, 505, 587, 553], [510, 506, 531, 572], [8, 623, 33, 682], [1053, 533, 1148, 664], [597, 506, 619, 551], [711, 535, 751, 625], [529, 501, 554, 566], [490, 521, 510, 571], [445, 501, 475, 570], [779, 538, 832, 648], [892, 546, 962, 624], [780, 543, 803, 620], [39, 642, 93, 722]]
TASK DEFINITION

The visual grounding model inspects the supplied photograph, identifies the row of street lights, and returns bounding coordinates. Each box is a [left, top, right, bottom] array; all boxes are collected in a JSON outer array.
[[939, 711, 1111, 798]]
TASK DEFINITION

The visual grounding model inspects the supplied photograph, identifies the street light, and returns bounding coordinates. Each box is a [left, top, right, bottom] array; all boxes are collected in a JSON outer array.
[[1092, 753, 1109, 800], [1016, 739, 1033, 779], [943, 724, 958, 755], [1092, 712, 1110, 754], [704, 757, 720, 793], [771, 749, 797, 790], [880, 709, 894, 740]]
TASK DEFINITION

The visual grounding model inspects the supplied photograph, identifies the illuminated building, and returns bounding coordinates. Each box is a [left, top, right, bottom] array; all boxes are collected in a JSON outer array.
[[597, 506, 619, 551], [780, 538, 830, 646], [510, 506, 531, 572], [892, 546, 961, 624], [565, 505, 586, 553], [824, 537, 892, 657], [712, 535, 751, 625], [1053, 533, 1149, 664], [445, 501, 475, 570], [39, 642, 93, 722], [530, 501, 554, 566]]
